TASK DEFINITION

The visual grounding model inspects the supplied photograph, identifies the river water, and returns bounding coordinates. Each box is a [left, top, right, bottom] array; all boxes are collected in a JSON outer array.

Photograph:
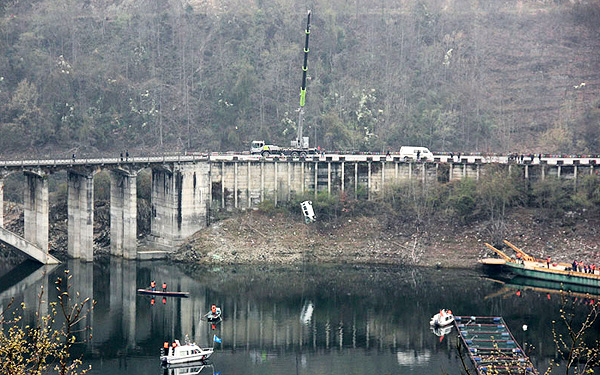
[[1, 258, 598, 375]]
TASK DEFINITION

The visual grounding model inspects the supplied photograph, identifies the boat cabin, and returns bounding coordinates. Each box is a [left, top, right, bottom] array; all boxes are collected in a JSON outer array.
[[161, 340, 213, 364]]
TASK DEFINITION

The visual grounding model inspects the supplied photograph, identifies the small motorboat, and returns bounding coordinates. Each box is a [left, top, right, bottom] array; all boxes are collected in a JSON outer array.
[[161, 338, 213, 365], [430, 309, 455, 327], [203, 305, 222, 322]]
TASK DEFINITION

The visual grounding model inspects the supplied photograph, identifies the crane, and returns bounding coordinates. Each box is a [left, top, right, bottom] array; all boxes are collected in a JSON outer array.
[[251, 11, 317, 157], [293, 10, 312, 149]]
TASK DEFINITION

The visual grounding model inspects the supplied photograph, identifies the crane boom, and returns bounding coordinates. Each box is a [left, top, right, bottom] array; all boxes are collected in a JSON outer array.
[[295, 10, 311, 149]]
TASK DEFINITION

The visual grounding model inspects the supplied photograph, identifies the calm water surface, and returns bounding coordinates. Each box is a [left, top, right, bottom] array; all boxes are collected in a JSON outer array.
[[1, 258, 598, 375]]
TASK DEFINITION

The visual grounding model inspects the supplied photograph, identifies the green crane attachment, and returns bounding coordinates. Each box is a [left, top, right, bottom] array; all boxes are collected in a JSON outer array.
[[294, 10, 311, 149]]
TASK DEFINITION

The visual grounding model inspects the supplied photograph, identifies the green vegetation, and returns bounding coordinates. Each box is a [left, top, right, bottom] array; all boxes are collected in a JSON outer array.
[[1, 1, 600, 156], [0, 270, 94, 375], [261, 172, 600, 241], [545, 298, 600, 374]]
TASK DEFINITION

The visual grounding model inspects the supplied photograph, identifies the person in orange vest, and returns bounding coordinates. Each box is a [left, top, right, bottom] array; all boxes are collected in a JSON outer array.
[[151, 280, 156, 291], [546, 257, 551, 269], [162, 282, 167, 292], [516, 252, 522, 264]]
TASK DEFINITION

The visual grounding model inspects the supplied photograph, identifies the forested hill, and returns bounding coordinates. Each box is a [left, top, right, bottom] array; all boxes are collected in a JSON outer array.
[[1, 0, 599, 157]]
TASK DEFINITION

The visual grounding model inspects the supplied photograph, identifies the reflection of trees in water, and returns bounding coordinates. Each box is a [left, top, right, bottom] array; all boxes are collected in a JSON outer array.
[[175, 264, 599, 359], [4, 261, 598, 371]]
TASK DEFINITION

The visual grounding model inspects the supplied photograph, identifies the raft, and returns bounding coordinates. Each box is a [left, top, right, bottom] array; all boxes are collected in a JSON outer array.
[[454, 315, 537, 375], [137, 289, 189, 298]]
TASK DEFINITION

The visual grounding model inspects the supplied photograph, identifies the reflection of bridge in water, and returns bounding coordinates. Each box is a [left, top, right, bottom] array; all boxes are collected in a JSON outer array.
[[3, 260, 586, 375], [0, 260, 452, 357]]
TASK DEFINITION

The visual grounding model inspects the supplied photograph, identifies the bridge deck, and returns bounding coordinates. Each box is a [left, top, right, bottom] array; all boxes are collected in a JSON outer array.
[[0, 153, 599, 170]]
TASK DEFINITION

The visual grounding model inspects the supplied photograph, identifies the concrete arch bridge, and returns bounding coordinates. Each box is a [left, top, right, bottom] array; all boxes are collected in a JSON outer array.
[[0, 153, 598, 263]]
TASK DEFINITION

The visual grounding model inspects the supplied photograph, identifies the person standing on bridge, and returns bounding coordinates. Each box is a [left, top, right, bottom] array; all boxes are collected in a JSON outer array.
[[151, 280, 156, 291], [162, 282, 167, 292], [120, 152, 123, 161], [125, 150, 129, 161]]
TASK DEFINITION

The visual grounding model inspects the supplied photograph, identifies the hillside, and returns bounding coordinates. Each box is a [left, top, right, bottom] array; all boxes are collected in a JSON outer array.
[[1, 0, 599, 157]]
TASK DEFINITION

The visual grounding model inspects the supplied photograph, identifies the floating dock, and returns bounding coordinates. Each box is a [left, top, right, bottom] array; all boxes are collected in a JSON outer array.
[[455, 316, 538, 375]]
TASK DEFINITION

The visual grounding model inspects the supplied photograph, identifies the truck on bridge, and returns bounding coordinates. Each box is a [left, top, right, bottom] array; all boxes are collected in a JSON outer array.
[[250, 140, 318, 157], [251, 11, 318, 158]]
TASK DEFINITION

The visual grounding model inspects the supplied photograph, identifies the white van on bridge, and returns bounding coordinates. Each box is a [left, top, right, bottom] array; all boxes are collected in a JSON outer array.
[[399, 146, 434, 162]]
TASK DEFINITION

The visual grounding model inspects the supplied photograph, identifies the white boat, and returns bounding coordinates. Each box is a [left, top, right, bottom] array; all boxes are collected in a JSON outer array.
[[429, 309, 455, 327], [161, 339, 213, 365]]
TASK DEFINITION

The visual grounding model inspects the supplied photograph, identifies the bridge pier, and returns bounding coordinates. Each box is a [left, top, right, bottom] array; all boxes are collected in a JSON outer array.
[[0, 176, 4, 228], [150, 163, 209, 249], [67, 171, 94, 261], [110, 169, 137, 259], [24, 171, 49, 252]]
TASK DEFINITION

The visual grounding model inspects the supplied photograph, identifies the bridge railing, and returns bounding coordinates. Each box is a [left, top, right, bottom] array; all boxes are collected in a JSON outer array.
[[0, 153, 212, 169], [1, 152, 599, 168]]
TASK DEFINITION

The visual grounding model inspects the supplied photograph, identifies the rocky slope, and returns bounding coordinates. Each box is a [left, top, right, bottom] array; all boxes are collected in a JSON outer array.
[[2, 201, 598, 269], [172, 208, 600, 268]]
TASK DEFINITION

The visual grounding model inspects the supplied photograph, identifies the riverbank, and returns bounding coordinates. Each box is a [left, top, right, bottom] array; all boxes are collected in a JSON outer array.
[[2, 201, 598, 268], [172, 208, 600, 268]]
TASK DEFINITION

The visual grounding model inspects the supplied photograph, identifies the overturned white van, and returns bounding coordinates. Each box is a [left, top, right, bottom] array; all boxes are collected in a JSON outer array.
[[300, 201, 316, 223], [399, 146, 434, 162]]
